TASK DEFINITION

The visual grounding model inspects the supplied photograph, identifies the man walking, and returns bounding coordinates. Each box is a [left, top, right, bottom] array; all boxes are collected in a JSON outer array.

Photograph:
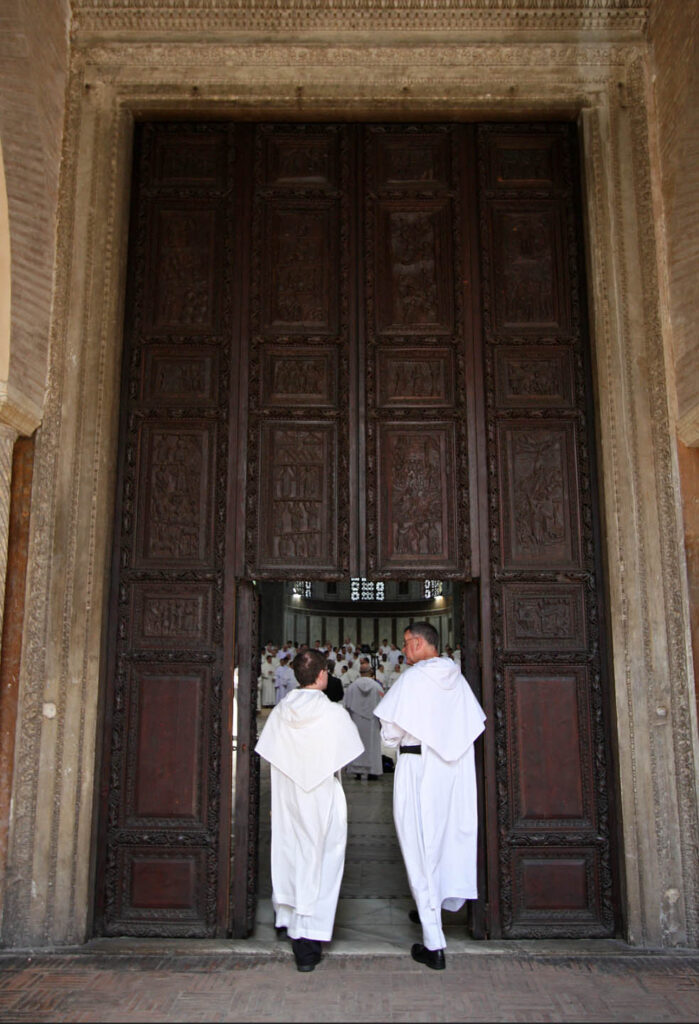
[[256, 648, 363, 972], [373, 621, 485, 970]]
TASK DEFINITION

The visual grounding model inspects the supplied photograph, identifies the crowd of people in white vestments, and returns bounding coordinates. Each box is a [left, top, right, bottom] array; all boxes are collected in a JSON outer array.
[[258, 635, 463, 711]]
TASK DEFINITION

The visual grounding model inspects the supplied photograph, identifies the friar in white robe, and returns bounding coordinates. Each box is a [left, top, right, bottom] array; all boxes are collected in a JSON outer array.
[[259, 655, 276, 707], [256, 649, 363, 971], [374, 621, 485, 970], [343, 666, 384, 778], [274, 656, 295, 705]]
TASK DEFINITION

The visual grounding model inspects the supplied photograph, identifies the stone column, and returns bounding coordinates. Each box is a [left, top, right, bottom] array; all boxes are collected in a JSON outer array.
[[0, 422, 18, 659]]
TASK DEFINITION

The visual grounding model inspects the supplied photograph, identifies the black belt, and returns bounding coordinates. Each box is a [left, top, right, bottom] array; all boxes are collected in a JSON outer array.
[[400, 744, 422, 755]]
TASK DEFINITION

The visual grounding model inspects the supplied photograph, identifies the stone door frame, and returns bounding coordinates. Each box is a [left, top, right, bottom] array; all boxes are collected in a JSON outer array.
[[2, 38, 697, 949]]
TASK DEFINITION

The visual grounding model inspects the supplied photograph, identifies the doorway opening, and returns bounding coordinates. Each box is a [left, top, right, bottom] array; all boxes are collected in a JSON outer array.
[[238, 578, 486, 947]]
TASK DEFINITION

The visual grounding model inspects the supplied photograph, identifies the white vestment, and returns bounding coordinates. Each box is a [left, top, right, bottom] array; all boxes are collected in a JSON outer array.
[[259, 662, 276, 707], [255, 689, 363, 941], [374, 656, 486, 951], [343, 677, 384, 776], [274, 663, 295, 704]]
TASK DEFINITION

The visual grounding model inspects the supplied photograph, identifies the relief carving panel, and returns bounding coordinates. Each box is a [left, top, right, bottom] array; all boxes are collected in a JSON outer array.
[[135, 421, 216, 568], [498, 421, 581, 569], [376, 347, 454, 408], [489, 204, 569, 335], [141, 347, 218, 406], [502, 583, 586, 652], [147, 203, 221, 333], [487, 134, 562, 190], [371, 131, 450, 190], [152, 133, 227, 188], [258, 423, 337, 569], [375, 200, 454, 335], [262, 131, 338, 188], [130, 583, 213, 650], [261, 201, 339, 334], [377, 424, 457, 569], [494, 346, 575, 409], [262, 346, 336, 408]]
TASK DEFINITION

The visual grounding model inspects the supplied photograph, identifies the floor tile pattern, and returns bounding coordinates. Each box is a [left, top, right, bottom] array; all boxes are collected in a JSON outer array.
[[0, 949, 697, 1022]]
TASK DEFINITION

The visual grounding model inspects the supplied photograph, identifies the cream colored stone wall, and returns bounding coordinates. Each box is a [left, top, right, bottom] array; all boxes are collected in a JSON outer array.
[[1, 0, 697, 951]]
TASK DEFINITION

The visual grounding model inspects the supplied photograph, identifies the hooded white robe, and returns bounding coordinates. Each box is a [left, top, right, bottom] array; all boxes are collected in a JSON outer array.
[[374, 656, 486, 951], [343, 676, 384, 776], [255, 688, 363, 941]]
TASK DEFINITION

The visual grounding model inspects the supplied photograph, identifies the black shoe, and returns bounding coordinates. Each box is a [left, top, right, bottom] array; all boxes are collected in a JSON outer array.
[[292, 938, 322, 972], [408, 909, 420, 924], [275, 925, 288, 940], [411, 943, 446, 971], [367, 774, 378, 781]]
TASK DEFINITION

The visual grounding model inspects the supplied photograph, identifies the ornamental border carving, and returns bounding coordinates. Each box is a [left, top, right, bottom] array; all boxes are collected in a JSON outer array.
[[3, 33, 697, 951]]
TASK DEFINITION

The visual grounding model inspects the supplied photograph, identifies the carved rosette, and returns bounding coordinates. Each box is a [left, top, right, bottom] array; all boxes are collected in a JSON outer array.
[[478, 124, 614, 938]]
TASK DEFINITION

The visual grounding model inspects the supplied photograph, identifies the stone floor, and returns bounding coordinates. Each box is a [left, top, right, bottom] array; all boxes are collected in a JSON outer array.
[[1, 750, 697, 1021]]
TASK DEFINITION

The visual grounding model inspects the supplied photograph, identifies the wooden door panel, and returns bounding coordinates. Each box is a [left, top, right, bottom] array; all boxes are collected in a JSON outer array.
[[365, 125, 472, 578], [377, 422, 458, 571], [479, 124, 615, 938], [497, 420, 582, 571], [97, 124, 237, 937], [247, 125, 350, 578]]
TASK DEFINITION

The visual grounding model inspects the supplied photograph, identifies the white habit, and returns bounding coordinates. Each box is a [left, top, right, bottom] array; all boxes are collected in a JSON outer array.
[[343, 676, 384, 776], [374, 656, 485, 951], [274, 662, 295, 704], [255, 688, 363, 941]]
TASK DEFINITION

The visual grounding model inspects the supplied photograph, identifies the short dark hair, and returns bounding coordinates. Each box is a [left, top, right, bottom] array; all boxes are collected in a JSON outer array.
[[292, 648, 327, 687], [406, 621, 439, 650]]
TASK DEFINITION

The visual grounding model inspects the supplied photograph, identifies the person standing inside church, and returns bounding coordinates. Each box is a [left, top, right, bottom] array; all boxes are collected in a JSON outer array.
[[373, 621, 485, 971], [274, 652, 295, 705], [343, 664, 384, 780], [256, 649, 363, 972]]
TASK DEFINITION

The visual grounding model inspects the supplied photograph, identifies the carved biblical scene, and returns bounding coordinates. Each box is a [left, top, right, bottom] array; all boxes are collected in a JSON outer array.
[[376, 348, 453, 408], [506, 666, 590, 826], [262, 202, 338, 334], [152, 133, 227, 187], [142, 347, 217, 405], [263, 131, 337, 187], [259, 423, 335, 568], [494, 346, 574, 408], [262, 346, 335, 408], [490, 204, 568, 334], [488, 135, 560, 189], [136, 422, 215, 567], [149, 205, 219, 332], [372, 131, 450, 189], [131, 584, 213, 650], [502, 584, 586, 652], [375, 201, 453, 334], [378, 425, 455, 568], [498, 421, 581, 569]]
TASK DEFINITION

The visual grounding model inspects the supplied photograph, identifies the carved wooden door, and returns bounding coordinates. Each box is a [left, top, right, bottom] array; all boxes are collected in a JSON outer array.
[[99, 120, 617, 940], [96, 124, 241, 937], [476, 125, 617, 937]]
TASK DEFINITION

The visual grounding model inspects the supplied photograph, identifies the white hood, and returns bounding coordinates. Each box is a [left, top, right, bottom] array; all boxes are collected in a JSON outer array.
[[373, 656, 485, 762], [256, 688, 363, 791]]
